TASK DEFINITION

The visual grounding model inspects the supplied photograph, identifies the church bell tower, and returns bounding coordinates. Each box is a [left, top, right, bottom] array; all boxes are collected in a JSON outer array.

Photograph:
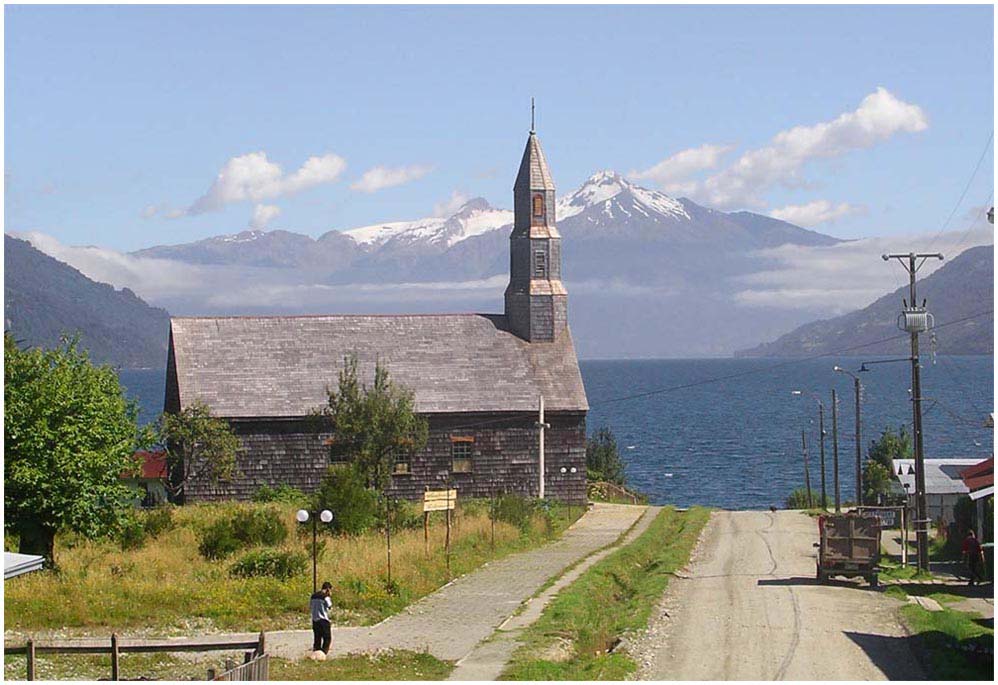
[[504, 123, 568, 342]]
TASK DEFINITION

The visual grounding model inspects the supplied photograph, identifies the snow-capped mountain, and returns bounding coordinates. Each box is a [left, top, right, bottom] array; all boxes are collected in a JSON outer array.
[[557, 170, 690, 223], [344, 198, 513, 248]]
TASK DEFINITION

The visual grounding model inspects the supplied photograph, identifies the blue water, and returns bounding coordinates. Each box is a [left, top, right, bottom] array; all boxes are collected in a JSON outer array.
[[119, 355, 993, 509]]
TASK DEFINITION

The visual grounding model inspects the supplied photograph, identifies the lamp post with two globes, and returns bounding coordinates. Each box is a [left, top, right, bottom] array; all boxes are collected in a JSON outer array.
[[297, 508, 333, 594]]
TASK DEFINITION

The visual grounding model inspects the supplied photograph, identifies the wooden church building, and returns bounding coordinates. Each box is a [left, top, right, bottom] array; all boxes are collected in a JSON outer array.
[[164, 127, 589, 503]]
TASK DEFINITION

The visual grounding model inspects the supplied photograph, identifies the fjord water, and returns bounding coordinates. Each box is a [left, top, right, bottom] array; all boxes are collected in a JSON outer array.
[[119, 355, 993, 509]]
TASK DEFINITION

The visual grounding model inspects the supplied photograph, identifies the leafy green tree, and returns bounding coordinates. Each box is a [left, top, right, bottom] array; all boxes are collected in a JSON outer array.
[[785, 488, 821, 509], [862, 426, 911, 504], [585, 427, 626, 485], [313, 464, 379, 535], [158, 401, 239, 502], [4, 334, 149, 561], [317, 355, 428, 493]]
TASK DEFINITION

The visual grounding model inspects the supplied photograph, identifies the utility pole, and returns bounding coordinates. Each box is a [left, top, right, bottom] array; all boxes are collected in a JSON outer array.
[[836, 366, 863, 507], [883, 251, 944, 572], [831, 389, 841, 512], [801, 430, 813, 508], [818, 403, 827, 511], [536, 395, 549, 499]]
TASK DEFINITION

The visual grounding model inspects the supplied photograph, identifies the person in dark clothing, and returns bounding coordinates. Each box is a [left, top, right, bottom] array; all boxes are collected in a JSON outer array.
[[310, 581, 333, 654], [961, 529, 986, 586]]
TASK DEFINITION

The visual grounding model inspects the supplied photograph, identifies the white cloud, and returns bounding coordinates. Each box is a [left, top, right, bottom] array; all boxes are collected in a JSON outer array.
[[433, 190, 470, 217], [629, 144, 732, 192], [249, 204, 281, 230], [696, 87, 927, 209], [769, 200, 860, 226], [350, 164, 433, 193], [177, 151, 346, 216], [733, 227, 992, 311]]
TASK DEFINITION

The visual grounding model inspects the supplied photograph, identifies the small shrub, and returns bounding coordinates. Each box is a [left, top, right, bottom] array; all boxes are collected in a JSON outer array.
[[785, 488, 822, 509], [496, 494, 535, 533], [229, 548, 307, 580], [142, 506, 174, 538], [118, 514, 147, 551], [252, 483, 308, 505], [380, 499, 423, 531], [199, 507, 288, 560], [231, 508, 287, 547], [199, 519, 241, 560], [313, 465, 379, 535]]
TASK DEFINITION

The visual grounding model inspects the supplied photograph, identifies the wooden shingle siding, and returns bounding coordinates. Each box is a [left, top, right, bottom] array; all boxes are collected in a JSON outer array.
[[184, 412, 586, 505]]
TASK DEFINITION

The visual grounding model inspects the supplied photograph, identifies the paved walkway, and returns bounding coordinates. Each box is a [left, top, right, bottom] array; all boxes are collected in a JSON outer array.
[[73, 503, 645, 663], [447, 506, 661, 680]]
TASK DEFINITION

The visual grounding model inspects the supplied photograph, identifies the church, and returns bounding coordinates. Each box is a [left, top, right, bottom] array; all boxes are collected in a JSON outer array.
[[164, 127, 589, 503]]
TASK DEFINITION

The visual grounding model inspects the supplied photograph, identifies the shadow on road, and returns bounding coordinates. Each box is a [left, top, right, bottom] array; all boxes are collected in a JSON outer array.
[[842, 631, 929, 680], [891, 582, 993, 599], [757, 576, 877, 590]]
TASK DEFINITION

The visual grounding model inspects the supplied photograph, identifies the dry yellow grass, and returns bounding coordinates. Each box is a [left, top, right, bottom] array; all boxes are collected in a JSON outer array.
[[4, 500, 575, 635]]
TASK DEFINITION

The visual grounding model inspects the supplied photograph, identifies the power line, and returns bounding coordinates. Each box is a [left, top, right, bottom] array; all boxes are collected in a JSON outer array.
[[927, 130, 994, 252]]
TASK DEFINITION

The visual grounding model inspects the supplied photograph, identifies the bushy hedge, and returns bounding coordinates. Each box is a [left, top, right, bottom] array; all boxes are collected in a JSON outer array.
[[118, 506, 175, 550], [785, 488, 822, 509], [229, 548, 307, 580], [198, 507, 288, 560], [313, 465, 379, 535], [252, 483, 308, 505]]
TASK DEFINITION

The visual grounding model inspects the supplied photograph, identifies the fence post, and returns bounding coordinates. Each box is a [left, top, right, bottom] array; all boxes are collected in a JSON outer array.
[[257, 631, 266, 657], [110, 633, 119, 681], [26, 639, 35, 681], [244, 650, 253, 664]]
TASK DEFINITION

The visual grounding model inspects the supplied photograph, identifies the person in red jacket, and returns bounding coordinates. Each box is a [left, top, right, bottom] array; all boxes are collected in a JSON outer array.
[[961, 529, 986, 586]]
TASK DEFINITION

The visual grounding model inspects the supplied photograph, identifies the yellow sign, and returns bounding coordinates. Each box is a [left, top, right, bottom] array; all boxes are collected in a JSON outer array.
[[423, 489, 457, 512]]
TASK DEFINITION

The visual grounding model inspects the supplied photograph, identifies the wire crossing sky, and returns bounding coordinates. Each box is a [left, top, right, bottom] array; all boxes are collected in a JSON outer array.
[[4, 4, 994, 251]]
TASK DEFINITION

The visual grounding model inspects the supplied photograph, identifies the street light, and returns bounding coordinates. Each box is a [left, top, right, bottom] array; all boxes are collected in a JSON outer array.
[[297, 508, 334, 594], [792, 390, 828, 510], [560, 466, 579, 521], [834, 366, 863, 509]]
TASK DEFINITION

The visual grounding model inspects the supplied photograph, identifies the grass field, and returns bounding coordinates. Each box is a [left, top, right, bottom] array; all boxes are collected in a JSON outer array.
[[4, 499, 579, 636], [270, 650, 453, 680], [899, 603, 994, 680], [501, 506, 710, 680]]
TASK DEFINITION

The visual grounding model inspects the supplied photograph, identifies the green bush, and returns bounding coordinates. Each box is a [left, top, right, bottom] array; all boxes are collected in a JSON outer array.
[[198, 519, 241, 560], [142, 506, 174, 538], [252, 483, 308, 505], [313, 465, 379, 535], [198, 506, 288, 560], [231, 507, 287, 547], [380, 499, 423, 531], [229, 548, 307, 580], [785, 488, 822, 509], [496, 494, 535, 533], [118, 514, 147, 551]]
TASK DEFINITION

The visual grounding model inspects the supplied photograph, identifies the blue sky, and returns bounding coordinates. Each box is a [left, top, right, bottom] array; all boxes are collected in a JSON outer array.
[[4, 4, 994, 251]]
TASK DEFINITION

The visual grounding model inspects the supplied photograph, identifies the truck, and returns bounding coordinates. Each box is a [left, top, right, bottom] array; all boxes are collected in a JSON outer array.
[[815, 513, 882, 587]]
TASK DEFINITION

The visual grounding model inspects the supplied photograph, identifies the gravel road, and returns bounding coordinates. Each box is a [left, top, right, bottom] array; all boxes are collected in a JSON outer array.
[[632, 510, 925, 681]]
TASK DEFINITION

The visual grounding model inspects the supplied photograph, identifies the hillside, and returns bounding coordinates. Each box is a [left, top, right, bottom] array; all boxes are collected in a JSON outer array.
[[4, 235, 171, 368], [736, 245, 994, 357]]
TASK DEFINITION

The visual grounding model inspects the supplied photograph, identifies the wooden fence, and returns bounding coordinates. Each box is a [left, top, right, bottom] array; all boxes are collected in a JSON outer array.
[[4, 631, 266, 681], [208, 651, 269, 681]]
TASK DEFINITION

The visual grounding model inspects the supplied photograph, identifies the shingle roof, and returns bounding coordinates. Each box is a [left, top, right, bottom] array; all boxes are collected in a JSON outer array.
[[168, 314, 588, 418], [514, 133, 555, 191]]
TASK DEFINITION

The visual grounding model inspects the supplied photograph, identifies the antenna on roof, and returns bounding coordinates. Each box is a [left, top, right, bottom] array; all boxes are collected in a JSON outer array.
[[530, 97, 535, 134]]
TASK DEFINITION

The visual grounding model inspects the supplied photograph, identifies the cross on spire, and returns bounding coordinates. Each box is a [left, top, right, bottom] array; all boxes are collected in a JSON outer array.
[[530, 97, 535, 134]]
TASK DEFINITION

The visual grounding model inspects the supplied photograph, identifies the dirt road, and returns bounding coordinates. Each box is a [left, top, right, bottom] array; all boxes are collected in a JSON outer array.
[[633, 510, 925, 681]]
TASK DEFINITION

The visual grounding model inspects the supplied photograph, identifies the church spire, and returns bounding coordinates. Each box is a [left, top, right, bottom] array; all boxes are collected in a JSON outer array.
[[504, 124, 568, 342]]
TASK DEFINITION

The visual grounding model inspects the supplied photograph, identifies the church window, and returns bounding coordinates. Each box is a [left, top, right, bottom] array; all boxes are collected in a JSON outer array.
[[451, 436, 473, 473], [393, 451, 411, 475], [532, 194, 545, 218], [534, 251, 547, 279]]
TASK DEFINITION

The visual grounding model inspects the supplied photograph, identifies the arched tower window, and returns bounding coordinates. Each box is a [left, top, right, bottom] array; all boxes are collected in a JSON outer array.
[[532, 194, 545, 219]]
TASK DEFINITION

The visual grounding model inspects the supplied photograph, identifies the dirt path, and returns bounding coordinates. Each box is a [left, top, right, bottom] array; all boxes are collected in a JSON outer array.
[[631, 510, 925, 681]]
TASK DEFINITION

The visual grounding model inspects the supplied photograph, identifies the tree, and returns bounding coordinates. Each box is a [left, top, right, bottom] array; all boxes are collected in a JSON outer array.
[[158, 401, 239, 502], [4, 334, 149, 561], [317, 355, 428, 493], [586, 427, 626, 485], [862, 426, 911, 505]]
